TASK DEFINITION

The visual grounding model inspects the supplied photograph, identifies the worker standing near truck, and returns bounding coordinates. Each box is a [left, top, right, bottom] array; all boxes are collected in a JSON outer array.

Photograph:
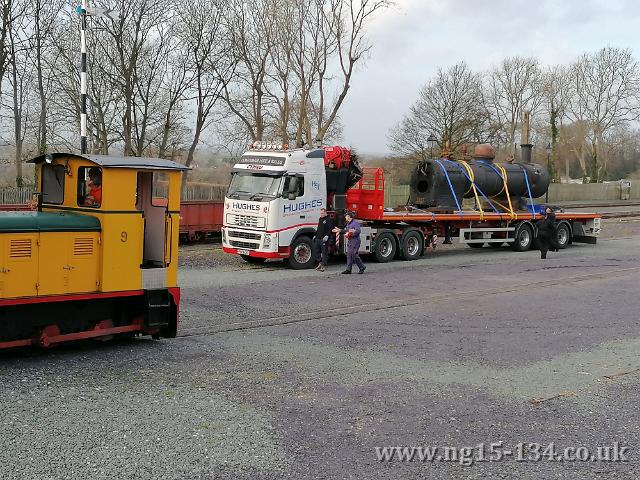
[[334, 212, 366, 274], [536, 207, 559, 259], [314, 208, 335, 272]]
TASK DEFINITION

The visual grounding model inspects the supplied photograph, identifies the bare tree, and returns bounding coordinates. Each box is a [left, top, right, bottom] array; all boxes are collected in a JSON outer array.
[[314, 0, 391, 142], [389, 62, 487, 159], [178, 0, 234, 187], [29, 0, 65, 154], [486, 56, 544, 158], [222, 0, 280, 143], [568, 47, 640, 181], [541, 65, 572, 180], [94, 0, 170, 156]]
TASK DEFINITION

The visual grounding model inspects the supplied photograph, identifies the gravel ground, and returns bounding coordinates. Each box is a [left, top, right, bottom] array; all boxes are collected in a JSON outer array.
[[1, 216, 639, 479]]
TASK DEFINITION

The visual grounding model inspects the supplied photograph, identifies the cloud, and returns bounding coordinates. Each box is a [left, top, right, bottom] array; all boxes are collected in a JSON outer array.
[[341, 0, 640, 154]]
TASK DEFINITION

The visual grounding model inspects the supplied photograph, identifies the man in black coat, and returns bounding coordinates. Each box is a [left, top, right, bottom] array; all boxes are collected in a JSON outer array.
[[536, 207, 559, 259], [314, 208, 335, 271]]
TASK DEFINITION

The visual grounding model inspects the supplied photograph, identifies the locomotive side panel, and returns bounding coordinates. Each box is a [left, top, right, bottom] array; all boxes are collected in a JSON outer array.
[[0, 234, 39, 298]]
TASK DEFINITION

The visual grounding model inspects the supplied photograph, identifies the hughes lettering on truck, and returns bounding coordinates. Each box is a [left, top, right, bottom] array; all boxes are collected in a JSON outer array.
[[222, 142, 601, 269]]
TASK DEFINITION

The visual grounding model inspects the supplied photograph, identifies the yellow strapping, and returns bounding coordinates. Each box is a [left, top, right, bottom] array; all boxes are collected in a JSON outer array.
[[460, 160, 484, 220], [496, 164, 517, 220]]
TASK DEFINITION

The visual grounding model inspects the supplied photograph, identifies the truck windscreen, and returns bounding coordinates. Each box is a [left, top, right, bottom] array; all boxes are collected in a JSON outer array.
[[227, 171, 283, 199]]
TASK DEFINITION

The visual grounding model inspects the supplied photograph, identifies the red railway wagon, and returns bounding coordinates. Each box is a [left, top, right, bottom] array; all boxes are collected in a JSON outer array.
[[0, 204, 30, 211], [178, 200, 224, 242]]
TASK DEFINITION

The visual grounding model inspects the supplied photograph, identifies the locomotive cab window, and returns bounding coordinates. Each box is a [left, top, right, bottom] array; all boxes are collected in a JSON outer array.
[[77, 166, 102, 208], [41, 164, 65, 204]]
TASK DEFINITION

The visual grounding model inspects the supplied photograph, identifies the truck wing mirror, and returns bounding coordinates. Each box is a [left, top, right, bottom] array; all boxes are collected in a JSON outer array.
[[287, 193, 296, 200]]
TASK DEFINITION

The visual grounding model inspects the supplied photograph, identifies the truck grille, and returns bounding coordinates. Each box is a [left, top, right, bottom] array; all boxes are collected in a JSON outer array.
[[228, 230, 261, 240], [230, 240, 260, 249], [227, 214, 264, 228]]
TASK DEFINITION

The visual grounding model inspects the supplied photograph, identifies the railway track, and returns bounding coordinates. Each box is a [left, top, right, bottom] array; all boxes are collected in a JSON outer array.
[[176, 265, 640, 338]]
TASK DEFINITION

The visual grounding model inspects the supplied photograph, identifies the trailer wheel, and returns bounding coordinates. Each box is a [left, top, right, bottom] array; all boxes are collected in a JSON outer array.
[[373, 232, 397, 263], [287, 236, 315, 269], [400, 230, 423, 260], [241, 255, 267, 264], [512, 223, 533, 252], [556, 222, 571, 249], [467, 232, 485, 248]]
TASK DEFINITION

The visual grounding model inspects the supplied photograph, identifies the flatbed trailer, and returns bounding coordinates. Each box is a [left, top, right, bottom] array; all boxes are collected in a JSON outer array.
[[342, 169, 601, 262], [346, 209, 601, 263]]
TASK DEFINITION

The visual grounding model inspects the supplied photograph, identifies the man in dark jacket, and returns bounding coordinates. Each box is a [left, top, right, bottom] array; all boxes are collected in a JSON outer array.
[[536, 207, 559, 259], [314, 208, 334, 272]]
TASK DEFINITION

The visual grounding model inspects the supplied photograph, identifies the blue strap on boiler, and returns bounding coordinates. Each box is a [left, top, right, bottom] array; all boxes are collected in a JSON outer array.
[[519, 164, 535, 214], [434, 159, 463, 213]]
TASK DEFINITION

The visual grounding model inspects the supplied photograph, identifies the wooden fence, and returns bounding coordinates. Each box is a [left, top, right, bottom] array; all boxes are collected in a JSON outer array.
[[0, 186, 35, 204], [0, 181, 637, 206]]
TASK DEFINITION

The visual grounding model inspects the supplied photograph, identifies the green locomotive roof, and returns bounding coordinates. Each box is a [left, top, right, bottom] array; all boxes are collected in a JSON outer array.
[[0, 212, 101, 233]]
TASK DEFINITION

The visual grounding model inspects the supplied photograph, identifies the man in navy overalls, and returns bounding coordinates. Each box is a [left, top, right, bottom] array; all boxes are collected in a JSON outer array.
[[334, 212, 366, 274]]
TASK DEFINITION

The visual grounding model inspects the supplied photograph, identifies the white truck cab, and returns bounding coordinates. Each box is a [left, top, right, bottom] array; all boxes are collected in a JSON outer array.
[[222, 143, 330, 268]]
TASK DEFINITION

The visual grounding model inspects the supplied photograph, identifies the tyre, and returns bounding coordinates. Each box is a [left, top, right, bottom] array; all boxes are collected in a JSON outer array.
[[240, 255, 266, 264], [373, 232, 397, 263], [512, 223, 534, 252], [489, 234, 507, 248], [556, 222, 571, 249], [400, 230, 423, 260], [467, 232, 485, 248], [286, 236, 315, 269]]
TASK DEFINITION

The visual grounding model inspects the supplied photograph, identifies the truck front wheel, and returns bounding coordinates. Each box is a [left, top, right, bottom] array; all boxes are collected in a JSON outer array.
[[287, 236, 315, 269]]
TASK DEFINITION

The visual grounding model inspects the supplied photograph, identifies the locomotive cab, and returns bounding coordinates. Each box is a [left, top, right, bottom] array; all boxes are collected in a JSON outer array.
[[0, 153, 188, 350]]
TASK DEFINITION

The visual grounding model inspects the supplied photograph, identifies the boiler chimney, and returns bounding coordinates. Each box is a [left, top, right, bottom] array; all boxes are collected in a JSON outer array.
[[520, 111, 533, 163]]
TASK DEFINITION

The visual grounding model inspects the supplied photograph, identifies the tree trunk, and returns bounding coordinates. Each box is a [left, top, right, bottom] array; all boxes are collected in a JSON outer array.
[[35, 3, 47, 154], [182, 118, 203, 192], [12, 58, 23, 187]]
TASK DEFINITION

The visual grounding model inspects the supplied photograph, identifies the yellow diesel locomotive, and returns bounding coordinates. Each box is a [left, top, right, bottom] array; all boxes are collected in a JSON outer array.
[[0, 153, 187, 349]]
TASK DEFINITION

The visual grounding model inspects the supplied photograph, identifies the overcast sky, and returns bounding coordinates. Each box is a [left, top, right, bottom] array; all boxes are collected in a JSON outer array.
[[340, 0, 640, 155]]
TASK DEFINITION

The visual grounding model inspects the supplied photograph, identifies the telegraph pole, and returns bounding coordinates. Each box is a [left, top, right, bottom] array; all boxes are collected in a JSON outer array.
[[75, 2, 119, 155], [79, 0, 88, 154]]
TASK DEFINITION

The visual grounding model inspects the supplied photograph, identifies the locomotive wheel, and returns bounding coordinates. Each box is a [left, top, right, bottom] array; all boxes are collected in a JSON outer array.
[[287, 236, 315, 269], [556, 223, 571, 249], [400, 230, 423, 260], [241, 255, 267, 264], [373, 232, 397, 263], [512, 223, 534, 252]]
